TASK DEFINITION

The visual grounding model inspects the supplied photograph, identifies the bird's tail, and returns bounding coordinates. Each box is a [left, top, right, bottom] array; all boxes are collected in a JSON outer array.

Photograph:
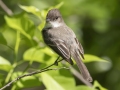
[[71, 51, 92, 82]]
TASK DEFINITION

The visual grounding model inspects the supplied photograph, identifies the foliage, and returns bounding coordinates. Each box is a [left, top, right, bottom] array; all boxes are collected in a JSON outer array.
[[0, 0, 119, 90]]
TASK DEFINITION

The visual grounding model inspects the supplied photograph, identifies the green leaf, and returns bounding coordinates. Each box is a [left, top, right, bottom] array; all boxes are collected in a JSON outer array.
[[0, 80, 2, 87], [0, 33, 7, 45], [11, 72, 42, 90], [41, 70, 76, 90], [38, 20, 45, 31], [5, 13, 35, 40], [54, 2, 64, 9], [0, 74, 4, 87], [75, 85, 94, 90], [19, 5, 42, 19], [41, 72, 64, 90], [23, 47, 57, 64], [48, 2, 64, 10], [84, 54, 109, 63], [19, 5, 48, 31], [93, 81, 108, 90], [0, 56, 12, 72], [19, 5, 47, 34]]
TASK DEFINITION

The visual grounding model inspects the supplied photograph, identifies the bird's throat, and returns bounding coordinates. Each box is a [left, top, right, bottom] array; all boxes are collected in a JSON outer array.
[[45, 21, 62, 29]]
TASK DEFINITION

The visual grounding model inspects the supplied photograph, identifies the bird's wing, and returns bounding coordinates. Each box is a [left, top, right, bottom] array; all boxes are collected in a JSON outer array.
[[48, 39, 73, 65], [74, 38, 84, 59]]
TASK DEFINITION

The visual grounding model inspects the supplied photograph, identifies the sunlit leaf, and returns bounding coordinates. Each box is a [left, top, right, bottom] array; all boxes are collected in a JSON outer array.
[[75, 85, 94, 90], [19, 5, 42, 19], [19, 4, 47, 32], [93, 80, 108, 90], [41, 72, 64, 90], [38, 20, 45, 31], [0, 56, 12, 72], [41, 70, 75, 90], [5, 13, 35, 40], [84, 54, 109, 63], [23, 47, 57, 64]]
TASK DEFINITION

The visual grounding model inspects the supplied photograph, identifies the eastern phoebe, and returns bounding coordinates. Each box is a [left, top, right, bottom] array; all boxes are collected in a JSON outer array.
[[42, 9, 92, 82]]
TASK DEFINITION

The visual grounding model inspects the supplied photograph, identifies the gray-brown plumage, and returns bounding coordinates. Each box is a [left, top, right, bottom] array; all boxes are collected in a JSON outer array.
[[42, 9, 92, 82]]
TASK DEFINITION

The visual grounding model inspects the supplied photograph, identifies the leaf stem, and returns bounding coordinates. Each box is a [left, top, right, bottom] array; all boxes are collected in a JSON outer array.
[[5, 31, 21, 83]]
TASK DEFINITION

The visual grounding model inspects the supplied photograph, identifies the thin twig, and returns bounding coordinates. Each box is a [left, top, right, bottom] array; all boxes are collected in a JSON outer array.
[[0, 59, 64, 90], [0, 57, 93, 90], [0, 0, 13, 15]]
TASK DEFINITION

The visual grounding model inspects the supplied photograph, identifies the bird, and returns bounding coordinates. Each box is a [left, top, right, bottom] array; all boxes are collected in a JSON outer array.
[[42, 9, 92, 82]]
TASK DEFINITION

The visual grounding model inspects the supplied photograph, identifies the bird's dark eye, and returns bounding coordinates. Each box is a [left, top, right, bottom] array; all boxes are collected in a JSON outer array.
[[55, 17, 59, 20]]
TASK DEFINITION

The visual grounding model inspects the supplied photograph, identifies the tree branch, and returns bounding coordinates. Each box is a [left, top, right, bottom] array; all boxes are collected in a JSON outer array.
[[0, 0, 13, 15], [0, 59, 64, 90], [0, 57, 93, 90]]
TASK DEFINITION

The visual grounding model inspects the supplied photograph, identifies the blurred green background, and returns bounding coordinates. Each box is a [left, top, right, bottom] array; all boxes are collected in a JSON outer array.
[[0, 0, 120, 90]]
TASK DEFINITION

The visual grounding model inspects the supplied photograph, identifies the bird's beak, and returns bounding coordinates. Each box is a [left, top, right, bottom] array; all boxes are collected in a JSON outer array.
[[46, 18, 50, 22]]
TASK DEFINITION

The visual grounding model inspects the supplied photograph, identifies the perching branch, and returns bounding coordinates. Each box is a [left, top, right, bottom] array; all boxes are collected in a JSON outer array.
[[0, 59, 64, 90], [0, 57, 93, 90], [0, 0, 13, 15]]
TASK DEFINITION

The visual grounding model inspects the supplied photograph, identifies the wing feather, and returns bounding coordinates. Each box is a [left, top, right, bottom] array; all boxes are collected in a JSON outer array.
[[48, 39, 73, 64]]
